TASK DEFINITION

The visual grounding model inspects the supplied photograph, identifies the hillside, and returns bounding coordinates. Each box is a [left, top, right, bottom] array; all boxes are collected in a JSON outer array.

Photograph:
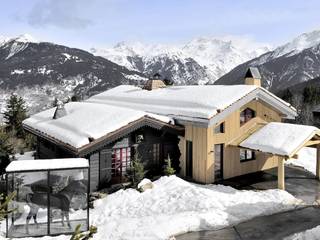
[[0, 34, 147, 115], [216, 30, 320, 92]]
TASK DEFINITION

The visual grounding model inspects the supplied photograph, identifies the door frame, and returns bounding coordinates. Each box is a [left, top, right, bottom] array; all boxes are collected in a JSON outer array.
[[186, 141, 193, 178]]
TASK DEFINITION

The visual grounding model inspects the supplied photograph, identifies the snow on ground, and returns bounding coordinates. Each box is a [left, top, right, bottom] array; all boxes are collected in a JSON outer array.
[[0, 176, 299, 240], [14, 151, 35, 161], [287, 147, 317, 175], [284, 225, 320, 240]]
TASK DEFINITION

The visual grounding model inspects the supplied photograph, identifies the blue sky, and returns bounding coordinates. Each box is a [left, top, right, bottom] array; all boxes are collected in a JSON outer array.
[[2, 0, 320, 49]]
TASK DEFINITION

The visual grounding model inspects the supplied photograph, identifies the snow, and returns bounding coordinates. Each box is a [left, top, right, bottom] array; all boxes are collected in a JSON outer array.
[[6, 158, 89, 172], [37, 66, 53, 75], [284, 225, 320, 240], [62, 53, 72, 60], [88, 84, 295, 121], [23, 102, 173, 148], [240, 122, 320, 157], [13, 34, 39, 44], [272, 30, 320, 59], [137, 178, 152, 189], [287, 147, 317, 175], [88, 84, 259, 120], [11, 69, 25, 75], [1, 176, 299, 240], [91, 36, 270, 83], [14, 151, 35, 161]]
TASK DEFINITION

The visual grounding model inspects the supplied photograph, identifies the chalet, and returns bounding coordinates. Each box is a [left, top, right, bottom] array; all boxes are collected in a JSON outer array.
[[23, 68, 320, 191]]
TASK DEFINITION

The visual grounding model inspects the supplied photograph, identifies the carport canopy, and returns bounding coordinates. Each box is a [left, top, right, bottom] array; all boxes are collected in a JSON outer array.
[[238, 122, 320, 190]]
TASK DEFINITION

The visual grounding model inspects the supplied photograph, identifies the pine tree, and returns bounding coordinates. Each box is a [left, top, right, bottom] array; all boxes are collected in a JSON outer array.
[[281, 88, 293, 104], [164, 154, 175, 176], [0, 129, 13, 175], [127, 151, 145, 187], [303, 85, 320, 105], [3, 94, 28, 138]]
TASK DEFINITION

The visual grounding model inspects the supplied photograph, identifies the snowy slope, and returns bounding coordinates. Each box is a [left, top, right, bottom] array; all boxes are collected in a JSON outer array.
[[217, 30, 320, 91], [0, 176, 299, 240], [0, 34, 148, 117], [91, 36, 270, 85]]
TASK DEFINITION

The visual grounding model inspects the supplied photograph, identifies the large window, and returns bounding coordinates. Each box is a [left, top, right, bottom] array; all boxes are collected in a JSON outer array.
[[240, 108, 255, 126], [240, 149, 255, 162]]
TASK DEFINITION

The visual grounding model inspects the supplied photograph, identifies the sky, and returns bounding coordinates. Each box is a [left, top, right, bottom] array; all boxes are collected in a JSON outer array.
[[1, 0, 320, 50]]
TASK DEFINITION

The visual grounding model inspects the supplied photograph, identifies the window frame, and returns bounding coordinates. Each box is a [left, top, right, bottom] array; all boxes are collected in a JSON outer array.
[[240, 108, 256, 126], [240, 149, 256, 162]]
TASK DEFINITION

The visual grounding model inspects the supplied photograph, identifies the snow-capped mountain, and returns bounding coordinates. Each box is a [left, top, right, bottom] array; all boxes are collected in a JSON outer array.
[[216, 30, 320, 92], [0, 34, 147, 116], [91, 37, 270, 85]]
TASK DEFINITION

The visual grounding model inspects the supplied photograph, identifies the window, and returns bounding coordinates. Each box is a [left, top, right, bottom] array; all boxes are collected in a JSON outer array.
[[112, 147, 131, 176], [240, 108, 255, 126], [214, 144, 224, 179], [240, 149, 255, 162], [214, 122, 225, 133], [153, 143, 160, 164]]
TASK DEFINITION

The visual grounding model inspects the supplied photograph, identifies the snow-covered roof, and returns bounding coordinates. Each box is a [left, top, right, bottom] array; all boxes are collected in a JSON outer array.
[[6, 158, 89, 172], [239, 122, 320, 157], [23, 102, 173, 149], [88, 85, 296, 123]]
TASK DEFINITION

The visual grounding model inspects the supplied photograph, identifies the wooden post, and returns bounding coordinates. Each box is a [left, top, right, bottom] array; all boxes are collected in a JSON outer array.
[[316, 145, 320, 180], [278, 157, 285, 190]]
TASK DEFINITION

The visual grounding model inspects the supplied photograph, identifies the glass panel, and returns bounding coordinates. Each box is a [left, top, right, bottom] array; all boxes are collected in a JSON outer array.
[[246, 150, 253, 159], [214, 123, 224, 133], [214, 144, 223, 179], [7, 171, 48, 238], [49, 169, 88, 235], [240, 149, 246, 161]]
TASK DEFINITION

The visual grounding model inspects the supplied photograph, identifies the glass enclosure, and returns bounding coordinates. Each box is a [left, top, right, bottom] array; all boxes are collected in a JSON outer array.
[[6, 167, 89, 238]]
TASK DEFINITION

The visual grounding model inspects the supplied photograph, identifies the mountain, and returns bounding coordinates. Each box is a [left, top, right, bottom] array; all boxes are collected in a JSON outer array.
[[0, 34, 147, 115], [216, 30, 320, 92], [91, 37, 269, 85]]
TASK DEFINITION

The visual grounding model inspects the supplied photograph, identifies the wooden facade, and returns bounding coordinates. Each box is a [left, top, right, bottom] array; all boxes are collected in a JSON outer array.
[[36, 127, 180, 191], [179, 99, 284, 183]]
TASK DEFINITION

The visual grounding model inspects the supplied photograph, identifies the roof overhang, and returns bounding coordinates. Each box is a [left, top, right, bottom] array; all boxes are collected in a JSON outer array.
[[24, 116, 185, 157], [234, 122, 320, 158], [170, 88, 297, 128]]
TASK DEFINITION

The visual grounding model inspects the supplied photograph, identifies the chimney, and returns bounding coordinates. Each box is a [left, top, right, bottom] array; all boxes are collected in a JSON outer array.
[[53, 100, 67, 119], [142, 73, 166, 91], [244, 67, 261, 87]]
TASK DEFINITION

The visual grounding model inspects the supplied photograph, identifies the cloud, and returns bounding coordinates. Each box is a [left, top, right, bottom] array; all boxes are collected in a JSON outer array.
[[26, 0, 93, 29]]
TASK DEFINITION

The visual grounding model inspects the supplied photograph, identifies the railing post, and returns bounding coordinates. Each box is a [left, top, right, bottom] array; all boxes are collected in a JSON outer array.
[[278, 157, 285, 190], [316, 145, 320, 180]]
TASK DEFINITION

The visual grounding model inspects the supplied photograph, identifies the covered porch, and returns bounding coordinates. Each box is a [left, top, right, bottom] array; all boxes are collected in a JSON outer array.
[[237, 122, 320, 190]]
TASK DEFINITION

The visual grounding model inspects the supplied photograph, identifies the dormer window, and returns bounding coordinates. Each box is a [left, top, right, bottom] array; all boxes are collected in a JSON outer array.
[[240, 108, 255, 126]]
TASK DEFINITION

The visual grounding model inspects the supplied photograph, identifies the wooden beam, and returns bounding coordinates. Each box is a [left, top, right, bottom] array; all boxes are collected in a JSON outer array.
[[278, 158, 285, 190], [304, 140, 320, 147], [317, 145, 320, 180]]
